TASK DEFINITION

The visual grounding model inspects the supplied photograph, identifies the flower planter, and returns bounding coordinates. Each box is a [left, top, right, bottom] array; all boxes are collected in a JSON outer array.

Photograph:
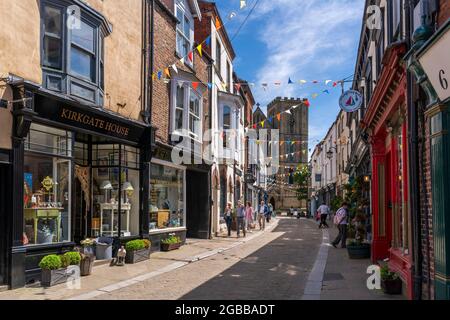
[[161, 242, 182, 252], [125, 248, 151, 264], [381, 278, 402, 295], [41, 268, 68, 287], [347, 243, 371, 259], [80, 254, 95, 276]]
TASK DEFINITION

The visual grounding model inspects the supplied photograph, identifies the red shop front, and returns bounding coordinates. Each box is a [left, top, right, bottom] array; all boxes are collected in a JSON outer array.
[[363, 43, 413, 299]]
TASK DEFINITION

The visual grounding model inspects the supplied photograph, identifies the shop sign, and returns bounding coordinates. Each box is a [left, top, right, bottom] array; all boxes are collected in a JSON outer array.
[[339, 90, 363, 113], [34, 94, 147, 143], [418, 26, 450, 102]]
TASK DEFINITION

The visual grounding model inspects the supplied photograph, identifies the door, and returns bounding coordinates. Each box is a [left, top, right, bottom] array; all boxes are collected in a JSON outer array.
[[0, 163, 12, 285], [186, 170, 210, 239]]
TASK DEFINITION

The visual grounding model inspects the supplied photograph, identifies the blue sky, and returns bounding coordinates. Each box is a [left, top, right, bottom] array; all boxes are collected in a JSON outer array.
[[212, 0, 365, 155]]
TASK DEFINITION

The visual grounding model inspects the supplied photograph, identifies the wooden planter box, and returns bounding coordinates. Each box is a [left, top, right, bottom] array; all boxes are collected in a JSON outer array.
[[161, 242, 182, 252], [125, 248, 151, 264], [41, 268, 68, 287], [347, 243, 371, 259], [382, 278, 402, 295]]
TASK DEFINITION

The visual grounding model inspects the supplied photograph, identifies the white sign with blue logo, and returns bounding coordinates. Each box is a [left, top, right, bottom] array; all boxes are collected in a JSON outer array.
[[339, 90, 363, 113]]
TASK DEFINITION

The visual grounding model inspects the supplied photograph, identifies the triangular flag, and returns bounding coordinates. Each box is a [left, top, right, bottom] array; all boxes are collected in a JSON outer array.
[[267, 116, 273, 123], [215, 17, 221, 29], [180, 57, 185, 64], [291, 141, 296, 145], [288, 78, 294, 84], [323, 90, 330, 94], [205, 36, 211, 47], [276, 114, 281, 121], [303, 99, 310, 107], [192, 82, 199, 90], [274, 81, 281, 86], [261, 121, 265, 128], [280, 141, 285, 146], [171, 64, 178, 74], [292, 104, 299, 109], [228, 12, 236, 20], [240, 0, 247, 9], [299, 80, 307, 84], [157, 71, 162, 80], [164, 68, 171, 78], [285, 110, 291, 115], [333, 82, 338, 87], [207, 83, 213, 89], [235, 83, 241, 91], [325, 80, 332, 85], [188, 51, 193, 63], [152, 73, 156, 81], [253, 124, 257, 129], [163, 78, 170, 84], [312, 93, 319, 99], [196, 44, 202, 57], [312, 80, 318, 84]]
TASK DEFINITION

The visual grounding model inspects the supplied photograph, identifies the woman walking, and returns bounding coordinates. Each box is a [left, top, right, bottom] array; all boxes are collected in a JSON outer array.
[[245, 202, 254, 233], [224, 202, 233, 237]]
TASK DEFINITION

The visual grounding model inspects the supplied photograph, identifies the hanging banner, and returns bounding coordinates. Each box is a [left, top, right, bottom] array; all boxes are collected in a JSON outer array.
[[339, 90, 363, 112]]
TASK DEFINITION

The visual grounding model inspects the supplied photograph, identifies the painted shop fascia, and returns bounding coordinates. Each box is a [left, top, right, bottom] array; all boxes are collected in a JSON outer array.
[[406, 18, 450, 300], [5, 79, 155, 288]]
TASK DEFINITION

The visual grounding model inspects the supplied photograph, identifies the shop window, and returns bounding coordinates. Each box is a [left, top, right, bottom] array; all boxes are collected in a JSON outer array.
[[175, 0, 193, 66], [23, 124, 72, 246], [149, 162, 185, 231], [41, 0, 110, 105], [171, 81, 203, 140]]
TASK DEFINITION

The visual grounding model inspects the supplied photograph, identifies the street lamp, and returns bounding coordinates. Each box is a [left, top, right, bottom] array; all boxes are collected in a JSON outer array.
[[326, 147, 337, 159]]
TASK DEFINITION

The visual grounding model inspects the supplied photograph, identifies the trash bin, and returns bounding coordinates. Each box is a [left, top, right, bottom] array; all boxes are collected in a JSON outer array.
[[95, 237, 113, 260]]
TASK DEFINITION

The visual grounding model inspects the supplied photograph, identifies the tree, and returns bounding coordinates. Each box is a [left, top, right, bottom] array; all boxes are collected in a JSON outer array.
[[293, 165, 310, 201]]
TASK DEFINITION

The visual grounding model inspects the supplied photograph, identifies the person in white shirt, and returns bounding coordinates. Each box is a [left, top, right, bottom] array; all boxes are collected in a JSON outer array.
[[317, 203, 330, 228], [332, 202, 349, 248]]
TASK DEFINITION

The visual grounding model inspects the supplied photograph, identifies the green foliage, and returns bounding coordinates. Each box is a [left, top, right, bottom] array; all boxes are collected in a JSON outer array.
[[125, 239, 146, 251], [63, 252, 81, 265], [60, 254, 70, 268], [143, 239, 151, 249], [161, 234, 181, 245], [331, 196, 343, 212], [294, 165, 310, 201], [380, 265, 399, 281], [39, 254, 62, 270]]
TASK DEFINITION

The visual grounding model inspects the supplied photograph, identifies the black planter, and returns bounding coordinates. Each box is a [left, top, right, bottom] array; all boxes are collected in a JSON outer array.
[[125, 248, 151, 264], [161, 242, 182, 252], [347, 243, 371, 259], [382, 278, 402, 295], [41, 268, 68, 287]]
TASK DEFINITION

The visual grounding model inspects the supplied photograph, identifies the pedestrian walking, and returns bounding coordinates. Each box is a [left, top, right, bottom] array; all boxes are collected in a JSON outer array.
[[236, 201, 246, 238], [245, 202, 254, 233], [267, 203, 273, 223], [257, 201, 267, 231], [331, 202, 349, 248], [224, 202, 233, 237], [317, 203, 330, 228], [289, 206, 294, 217]]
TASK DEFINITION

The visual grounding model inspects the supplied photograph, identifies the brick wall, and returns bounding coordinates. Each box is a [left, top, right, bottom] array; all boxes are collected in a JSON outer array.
[[152, 2, 210, 145]]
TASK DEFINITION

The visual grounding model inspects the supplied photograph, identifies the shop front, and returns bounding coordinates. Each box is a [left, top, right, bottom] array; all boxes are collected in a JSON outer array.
[[363, 42, 413, 299], [7, 83, 154, 288]]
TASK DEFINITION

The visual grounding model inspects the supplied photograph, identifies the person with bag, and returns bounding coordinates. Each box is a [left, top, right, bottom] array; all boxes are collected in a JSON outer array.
[[236, 201, 246, 238], [245, 202, 254, 233], [257, 201, 267, 231], [224, 202, 233, 237], [331, 202, 349, 248]]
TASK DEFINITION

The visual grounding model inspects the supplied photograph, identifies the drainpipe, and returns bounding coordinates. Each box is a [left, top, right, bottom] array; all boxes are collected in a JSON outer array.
[[405, 0, 422, 300], [208, 63, 213, 239]]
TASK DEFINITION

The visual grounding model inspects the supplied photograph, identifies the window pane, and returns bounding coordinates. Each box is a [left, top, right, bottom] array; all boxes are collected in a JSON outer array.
[[189, 93, 200, 116], [149, 163, 185, 231], [26, 124, 72, 156], [71, 46, 95, 81], [23, 154, 71, 245], [44, 6, 61, 36], [177, 85, 185, 109], [223, 106, 231, 128], [176, 109, 184, 130], [183, 16, 190, 39], [72, 20, 95, 52], [43, 36, 62, 68], [120, 168, 139, 237], [70, 82, 95, 101]]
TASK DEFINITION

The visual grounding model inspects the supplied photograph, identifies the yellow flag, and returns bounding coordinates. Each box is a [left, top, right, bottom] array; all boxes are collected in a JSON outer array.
[[196, 44, 202, 57], [261, 121, 265, 128]]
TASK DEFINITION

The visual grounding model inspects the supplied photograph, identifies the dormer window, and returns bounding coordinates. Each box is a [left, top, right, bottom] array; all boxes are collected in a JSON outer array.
[[175, 0, 194, 66], [40, 0, 111, 105]]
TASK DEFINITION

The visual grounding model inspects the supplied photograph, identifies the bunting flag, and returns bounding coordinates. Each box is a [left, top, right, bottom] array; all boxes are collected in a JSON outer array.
[[196, 44, 202, 57], [274, 81, 281, 86], [188, 51, 193, 63], [261, 120, 265, 128], [207, 83, 213, 89], [253, 124, 257, 129], [323, 89, 330, 94], [312, 93, 319, 99], [333, 82, 338, 87], [299, 80, 307, 84], [171, 64, 178, 74], [157, 71, 162, 80], [280, 141, 285, 146], [312, 80, 318, 84], [215, 16, 221, 29], [267, 116, 273, 124], [152, 73, 156, 81], [240, 0, 247, 9], [285, 109, 291, 115], [192, 82, 199, 90], [325, 80, 332, 85], [304, 99, 311, 107], [288, 78, 294, 84], [291, 141, 296, 145], [205, 36, 211, 47], [235, 83, 241, 91], [164, 68, 171, 78], [180, 57, 185, 65], [276, 113, 281, 121], [228, 12, 237, 20]]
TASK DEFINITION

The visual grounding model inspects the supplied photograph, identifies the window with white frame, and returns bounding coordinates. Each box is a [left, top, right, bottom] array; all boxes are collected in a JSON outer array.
[[175, 0, 193, 65], [172, 80, 202, 139]]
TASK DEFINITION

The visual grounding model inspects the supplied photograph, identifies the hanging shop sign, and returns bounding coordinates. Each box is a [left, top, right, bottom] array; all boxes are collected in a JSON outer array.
[[417, 23, 450, 102], [34, 93, 148, 144], [339, 90, 363, 112]]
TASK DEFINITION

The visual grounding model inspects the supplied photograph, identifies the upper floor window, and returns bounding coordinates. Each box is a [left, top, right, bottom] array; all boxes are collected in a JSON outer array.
[[175, 0, 193, 65], [223, 105, 231, 148], [41, 0, 111, 105], [389, 0, 402, 42], [216, 40, 222, 73], [171, 80, 203, 140], [226, 61, 231, 92]]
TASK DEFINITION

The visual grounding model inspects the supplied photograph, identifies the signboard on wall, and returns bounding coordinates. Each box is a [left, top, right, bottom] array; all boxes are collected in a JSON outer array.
[[418, 24, 450, 102], [339, 90, 363, 113]]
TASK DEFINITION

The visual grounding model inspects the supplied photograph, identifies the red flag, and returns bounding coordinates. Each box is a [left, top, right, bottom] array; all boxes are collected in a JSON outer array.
[[304, 99, 310, 107], [333, 82, 338, 87], [235, 83, 241, 91], [253, 124, 257, 129], [188, 51, 193, 63], [192, 82, 199, 90]]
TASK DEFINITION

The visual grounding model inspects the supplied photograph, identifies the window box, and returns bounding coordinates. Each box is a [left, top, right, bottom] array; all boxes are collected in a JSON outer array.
[[161, 242, 182, 252]]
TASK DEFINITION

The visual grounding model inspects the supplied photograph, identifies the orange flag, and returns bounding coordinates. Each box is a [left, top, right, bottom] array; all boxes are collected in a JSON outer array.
[[192, 82, 199, 90], [276, 113, 281, 122], [215, 17, 221, 29], [164, 68, 171, 78]]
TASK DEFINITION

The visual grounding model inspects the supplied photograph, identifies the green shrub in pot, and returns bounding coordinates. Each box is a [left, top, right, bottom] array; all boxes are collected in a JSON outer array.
[[39, 255, 62, 270], [125, 239, 145, 251], [63, 252, 81, 265]]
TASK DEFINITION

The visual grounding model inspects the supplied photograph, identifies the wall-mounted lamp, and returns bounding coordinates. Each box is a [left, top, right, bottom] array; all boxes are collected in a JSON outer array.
[[364, 175, 371, 183]]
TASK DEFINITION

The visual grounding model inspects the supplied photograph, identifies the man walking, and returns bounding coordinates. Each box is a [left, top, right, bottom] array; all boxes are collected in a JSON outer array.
[[317, 203, 330, 228], [258, 201, 267, 231], [236, 201, 246, 238], [224, 203, 233, 237], [331, 202, 349, 248]]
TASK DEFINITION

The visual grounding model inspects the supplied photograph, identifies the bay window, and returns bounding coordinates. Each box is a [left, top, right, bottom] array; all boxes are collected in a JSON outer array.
[[171, 81, 203, 140], [175, 0, 194, 66]]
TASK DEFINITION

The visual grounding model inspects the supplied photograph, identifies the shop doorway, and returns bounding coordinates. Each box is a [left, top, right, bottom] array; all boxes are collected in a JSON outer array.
[[0, 162, 12, 285], [186, 170, 210, 239]]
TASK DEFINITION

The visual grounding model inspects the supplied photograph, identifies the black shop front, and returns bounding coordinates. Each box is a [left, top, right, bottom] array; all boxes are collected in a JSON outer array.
[[4, 82, 154, 288]]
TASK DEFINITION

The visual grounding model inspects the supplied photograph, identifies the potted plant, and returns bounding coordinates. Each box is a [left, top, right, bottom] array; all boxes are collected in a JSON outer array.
[[39, 254, 67, 287], [63, 251, 81, 281], [125, 239, 151, 264], [80, 252, 95, 276], [347, 239, 371, 259], [81, 238, 96, 255], [381, 265, 402, 294], [161, 233, 182, 251]]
